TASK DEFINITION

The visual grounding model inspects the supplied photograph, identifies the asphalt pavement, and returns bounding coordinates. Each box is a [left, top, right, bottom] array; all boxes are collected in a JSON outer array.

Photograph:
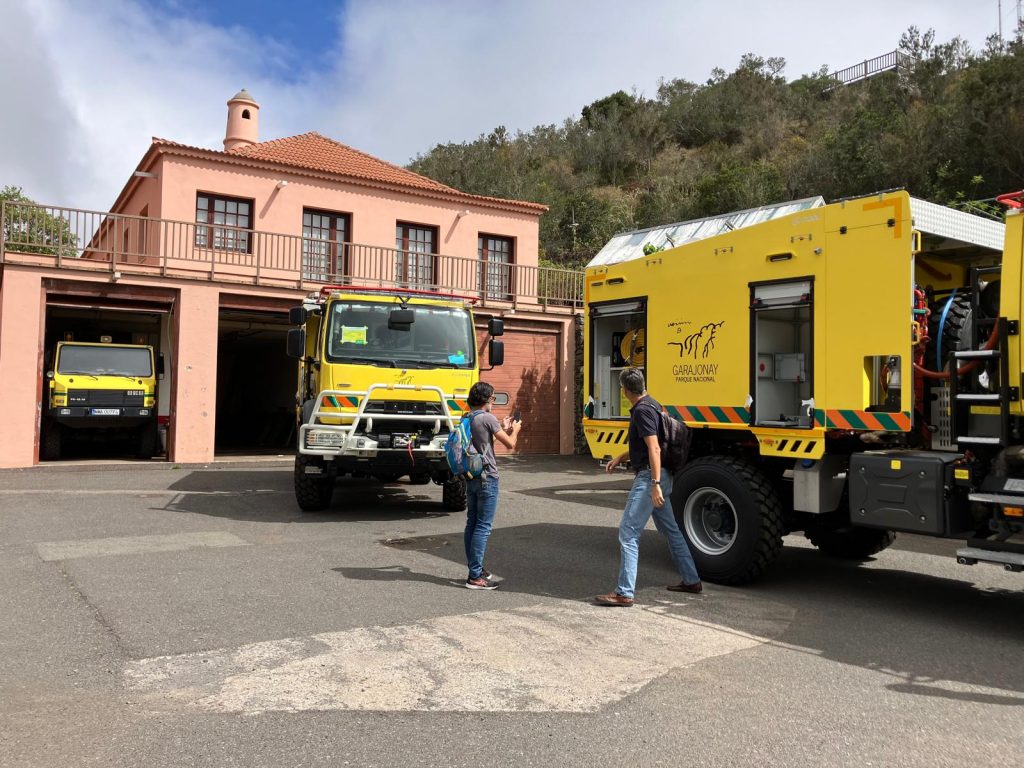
[[1, 455, 1022, 767]]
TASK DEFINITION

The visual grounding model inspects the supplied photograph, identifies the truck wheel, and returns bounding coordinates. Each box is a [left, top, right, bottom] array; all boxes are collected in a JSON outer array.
[[138, 425, 158, 459], [294, 455, 336, 511], [442, 476, 467, 511], [41, 424, 62, 460], [807, 527, 895, 560], [671, 456, 784, 585], [928, 294, 973, 370]]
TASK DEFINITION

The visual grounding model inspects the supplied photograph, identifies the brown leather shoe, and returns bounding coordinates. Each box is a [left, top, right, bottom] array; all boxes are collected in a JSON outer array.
[[667, 581, 703, 593], [594, 592, 634, 607]]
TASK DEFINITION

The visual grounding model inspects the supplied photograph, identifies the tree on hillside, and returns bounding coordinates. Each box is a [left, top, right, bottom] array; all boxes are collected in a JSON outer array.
[[1, 186, 79, 258], [409, 29, 1024, 264]]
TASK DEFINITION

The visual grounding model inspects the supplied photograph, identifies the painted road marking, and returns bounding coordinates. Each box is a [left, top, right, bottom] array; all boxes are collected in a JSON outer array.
[[36, 531, 250, 561], [126, 593, 794, 714], [0, 489, 282, 496]]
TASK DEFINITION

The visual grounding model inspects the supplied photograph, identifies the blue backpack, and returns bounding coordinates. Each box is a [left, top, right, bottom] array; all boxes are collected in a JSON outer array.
[[445, 410, 485, 479]]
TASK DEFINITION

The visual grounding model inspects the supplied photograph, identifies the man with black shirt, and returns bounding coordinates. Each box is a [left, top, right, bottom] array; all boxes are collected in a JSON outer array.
[[595, 368, 701, 607]]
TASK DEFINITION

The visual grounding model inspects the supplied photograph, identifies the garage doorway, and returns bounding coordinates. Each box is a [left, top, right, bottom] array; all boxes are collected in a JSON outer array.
[[42, 301, 169, 461], [215, 307, 295, 455], [477, 321, 561, 454]]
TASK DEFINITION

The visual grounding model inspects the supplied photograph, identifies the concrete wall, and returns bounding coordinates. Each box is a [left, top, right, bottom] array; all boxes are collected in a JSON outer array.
[[0, 267, 44, 468]]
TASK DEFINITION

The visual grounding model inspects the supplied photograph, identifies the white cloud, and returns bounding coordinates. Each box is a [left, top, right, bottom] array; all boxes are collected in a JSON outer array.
[[0, 0, 1001, 210]]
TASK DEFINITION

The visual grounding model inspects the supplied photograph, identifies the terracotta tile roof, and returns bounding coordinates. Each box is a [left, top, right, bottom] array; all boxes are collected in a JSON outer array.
[[150, 133, 546, 213]]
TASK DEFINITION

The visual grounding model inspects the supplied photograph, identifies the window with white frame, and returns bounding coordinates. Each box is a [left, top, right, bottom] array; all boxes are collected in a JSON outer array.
[[395, 223, 437, 286], [303, 208, 350, 282], [478, 234, 513, 300], [195, 193, 252, 253]]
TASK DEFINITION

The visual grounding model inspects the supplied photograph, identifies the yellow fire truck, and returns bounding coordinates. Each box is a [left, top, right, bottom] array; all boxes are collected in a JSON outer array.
[[286, 285, 504, 511], [583, 189, 1024, 583], [43, 340, 161, 459]]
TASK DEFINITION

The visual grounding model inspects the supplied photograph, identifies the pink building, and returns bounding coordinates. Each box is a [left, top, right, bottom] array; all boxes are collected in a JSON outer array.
[[0, 91, 581, 468]]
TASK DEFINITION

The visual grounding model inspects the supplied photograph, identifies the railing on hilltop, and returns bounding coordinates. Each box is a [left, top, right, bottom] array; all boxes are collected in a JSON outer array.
[[829, 50, 914, 87], [0, 201, 583, 309]]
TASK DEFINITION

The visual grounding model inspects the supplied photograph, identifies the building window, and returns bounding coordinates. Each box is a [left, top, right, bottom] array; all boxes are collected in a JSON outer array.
[[478, 234, 514, 300], [303, 209, 351, 282], [395, 223, 437, 287], [195, 193, 252, 253]]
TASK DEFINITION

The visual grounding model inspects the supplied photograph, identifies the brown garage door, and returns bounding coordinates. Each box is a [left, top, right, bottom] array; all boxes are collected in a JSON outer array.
[[477, 323, 560, 454]]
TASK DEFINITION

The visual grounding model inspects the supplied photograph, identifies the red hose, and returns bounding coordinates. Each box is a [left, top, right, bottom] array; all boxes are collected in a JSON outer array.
[[913, 320, 1000, 379]]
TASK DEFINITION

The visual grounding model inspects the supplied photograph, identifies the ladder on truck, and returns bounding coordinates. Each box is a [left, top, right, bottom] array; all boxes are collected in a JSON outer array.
[[949, 265, 1017, 450], [950, 265, 1024, 572]]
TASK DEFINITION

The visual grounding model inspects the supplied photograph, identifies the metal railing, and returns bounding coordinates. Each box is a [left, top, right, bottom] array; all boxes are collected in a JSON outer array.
[[829, 50, 914, 87], [0, 201, 583, 308]]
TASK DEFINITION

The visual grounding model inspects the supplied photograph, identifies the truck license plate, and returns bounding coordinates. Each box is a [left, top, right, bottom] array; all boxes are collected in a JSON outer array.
[[90, 408, 121, 416]]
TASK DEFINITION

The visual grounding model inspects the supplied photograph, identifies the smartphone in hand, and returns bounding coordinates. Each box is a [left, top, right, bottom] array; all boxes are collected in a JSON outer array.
[[513, 410, 522, 423]]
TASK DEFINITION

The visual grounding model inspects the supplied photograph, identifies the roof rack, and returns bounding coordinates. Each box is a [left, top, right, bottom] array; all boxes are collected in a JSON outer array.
[[315, 284, 478, 304]]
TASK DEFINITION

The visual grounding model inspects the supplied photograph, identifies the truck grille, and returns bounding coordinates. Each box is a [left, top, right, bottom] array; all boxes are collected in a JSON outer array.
[[67, 389, 145, 407], [362, 401, 444, 416]]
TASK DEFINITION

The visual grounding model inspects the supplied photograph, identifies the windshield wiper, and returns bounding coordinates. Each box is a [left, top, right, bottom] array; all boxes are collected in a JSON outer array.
[[60, 371, 99, 379]]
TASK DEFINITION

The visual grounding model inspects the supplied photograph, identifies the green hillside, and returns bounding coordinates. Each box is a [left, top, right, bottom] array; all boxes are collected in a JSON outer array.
[[409, 28, 1024, 267]]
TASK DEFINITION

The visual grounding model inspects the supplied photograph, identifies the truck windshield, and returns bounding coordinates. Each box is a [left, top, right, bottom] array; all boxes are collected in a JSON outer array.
[[57, 345, 153, 377], [324, 301, 476, 368]]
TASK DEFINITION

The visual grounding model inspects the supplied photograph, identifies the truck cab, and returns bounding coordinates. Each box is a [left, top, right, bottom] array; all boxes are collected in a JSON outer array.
[[286, 286, 504, 511]]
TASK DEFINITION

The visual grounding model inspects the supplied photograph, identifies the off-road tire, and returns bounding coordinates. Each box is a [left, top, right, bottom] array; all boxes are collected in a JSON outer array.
[[294, 454, 336, 512], [442, 475, 467, 511], [670, 456, 784, 584], [138, 424, 158, 459], [928, 294, 973, 371], [41, 423, 62, 460], [807, 527, 896, 560]]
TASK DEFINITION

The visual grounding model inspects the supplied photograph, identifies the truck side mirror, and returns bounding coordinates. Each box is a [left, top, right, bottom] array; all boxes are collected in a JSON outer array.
[[289, 306, 308, 325], [286, 328, 306, 359], [488, 339, 505, 367], [157, 354, 165, 378], [487, 317, 504, 337], [388, 308, 415, 330]]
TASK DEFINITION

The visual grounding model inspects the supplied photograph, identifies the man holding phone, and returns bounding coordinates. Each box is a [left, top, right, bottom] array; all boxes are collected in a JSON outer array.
[[463, 381, 522, 590]]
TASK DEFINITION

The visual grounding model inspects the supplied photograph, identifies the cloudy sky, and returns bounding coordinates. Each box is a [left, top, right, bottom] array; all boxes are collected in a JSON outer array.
[[0, 0, 1008, 211]]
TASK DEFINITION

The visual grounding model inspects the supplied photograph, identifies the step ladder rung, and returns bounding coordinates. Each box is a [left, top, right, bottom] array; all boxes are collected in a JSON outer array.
[[956, 435, 1003, 445], [968, 492, 1024, 505], [955, 393, 1002, 401], [953, 349, 1000, 359], [956, 547, 1024, 571]]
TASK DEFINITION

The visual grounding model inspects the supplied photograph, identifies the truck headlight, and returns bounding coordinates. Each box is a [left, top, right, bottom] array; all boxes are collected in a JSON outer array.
[[306, 430, 345, 448]]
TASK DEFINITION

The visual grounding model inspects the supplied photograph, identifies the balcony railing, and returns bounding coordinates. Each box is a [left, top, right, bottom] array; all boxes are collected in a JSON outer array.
[[0, 201, 583, 309]]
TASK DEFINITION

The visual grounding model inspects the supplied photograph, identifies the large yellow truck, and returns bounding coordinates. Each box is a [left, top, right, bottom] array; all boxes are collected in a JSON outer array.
[[43, 340, 161, 459], [286, 285, 505, 511], [583, 189, 1024, 583]]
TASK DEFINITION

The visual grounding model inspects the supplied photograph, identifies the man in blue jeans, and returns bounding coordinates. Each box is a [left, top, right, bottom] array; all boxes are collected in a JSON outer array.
[[596, 368, 701, 606], [464, 381, 521, 590]]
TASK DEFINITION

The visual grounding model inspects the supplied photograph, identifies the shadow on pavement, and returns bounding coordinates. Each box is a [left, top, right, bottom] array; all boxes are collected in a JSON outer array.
[[334, 521, 1024, 705], [160, 469, 455, 523]]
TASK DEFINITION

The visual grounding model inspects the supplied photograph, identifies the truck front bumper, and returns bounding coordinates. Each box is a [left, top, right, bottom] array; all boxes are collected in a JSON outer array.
[[50, 409, 153, 428]]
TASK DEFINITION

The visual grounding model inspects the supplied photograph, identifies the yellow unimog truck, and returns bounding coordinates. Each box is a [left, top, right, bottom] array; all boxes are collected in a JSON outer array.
[[583, 189, 1024, 583], [43, 340, 161, 459], [286, 285, 505, 512]]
